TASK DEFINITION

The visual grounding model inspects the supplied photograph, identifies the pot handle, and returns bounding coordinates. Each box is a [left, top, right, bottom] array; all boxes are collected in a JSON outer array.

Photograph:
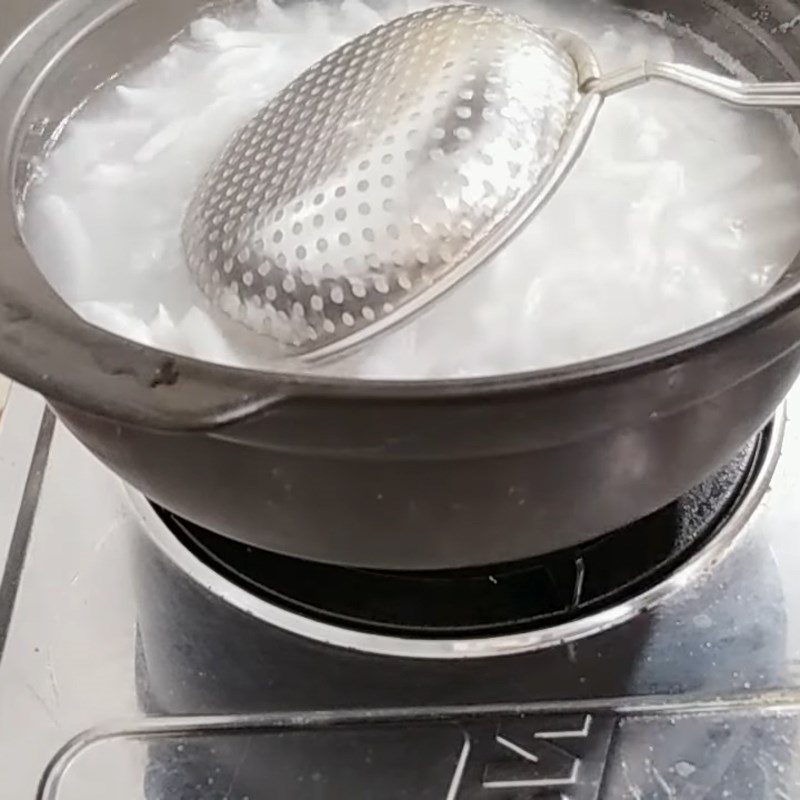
[[0, 239, 290, 431]]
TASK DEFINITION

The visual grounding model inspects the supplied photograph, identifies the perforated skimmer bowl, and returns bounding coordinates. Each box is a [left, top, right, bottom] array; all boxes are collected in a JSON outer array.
[[182, 5, 600, 360]]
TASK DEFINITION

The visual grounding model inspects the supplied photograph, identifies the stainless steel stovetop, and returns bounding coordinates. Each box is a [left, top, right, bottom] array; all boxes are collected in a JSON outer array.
[[2, 382, 800, 799]]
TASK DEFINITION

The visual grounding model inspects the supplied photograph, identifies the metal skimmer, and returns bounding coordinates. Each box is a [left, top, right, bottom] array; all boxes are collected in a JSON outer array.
[[182, 3, 800, 362]]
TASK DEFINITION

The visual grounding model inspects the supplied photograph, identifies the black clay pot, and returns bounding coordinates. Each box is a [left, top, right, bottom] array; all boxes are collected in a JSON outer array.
[[3, 0, 800, 568]]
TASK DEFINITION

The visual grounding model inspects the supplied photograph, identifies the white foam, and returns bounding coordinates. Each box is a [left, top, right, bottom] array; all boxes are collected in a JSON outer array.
[[22, 0, 800, 379]]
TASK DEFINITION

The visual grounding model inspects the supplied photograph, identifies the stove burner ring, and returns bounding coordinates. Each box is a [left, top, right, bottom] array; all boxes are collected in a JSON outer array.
[[133, 408, 784, 659]]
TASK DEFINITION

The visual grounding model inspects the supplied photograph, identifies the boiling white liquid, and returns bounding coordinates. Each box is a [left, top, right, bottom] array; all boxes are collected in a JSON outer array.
[[22, 0, 800, 379]]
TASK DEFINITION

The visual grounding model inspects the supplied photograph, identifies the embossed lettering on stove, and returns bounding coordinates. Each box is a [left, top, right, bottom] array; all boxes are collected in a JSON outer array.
[[445, 713, 615, 799]]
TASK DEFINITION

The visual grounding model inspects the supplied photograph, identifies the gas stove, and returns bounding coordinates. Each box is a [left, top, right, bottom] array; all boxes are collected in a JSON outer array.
[[1, 383, 800, 800]]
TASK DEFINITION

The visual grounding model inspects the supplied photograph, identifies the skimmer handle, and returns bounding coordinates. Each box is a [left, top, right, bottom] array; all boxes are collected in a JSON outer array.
[[587, 62, 800, 107]]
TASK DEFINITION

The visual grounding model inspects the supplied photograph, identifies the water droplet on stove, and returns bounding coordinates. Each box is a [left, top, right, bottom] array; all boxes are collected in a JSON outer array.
[[674, 761, 696, 778]]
